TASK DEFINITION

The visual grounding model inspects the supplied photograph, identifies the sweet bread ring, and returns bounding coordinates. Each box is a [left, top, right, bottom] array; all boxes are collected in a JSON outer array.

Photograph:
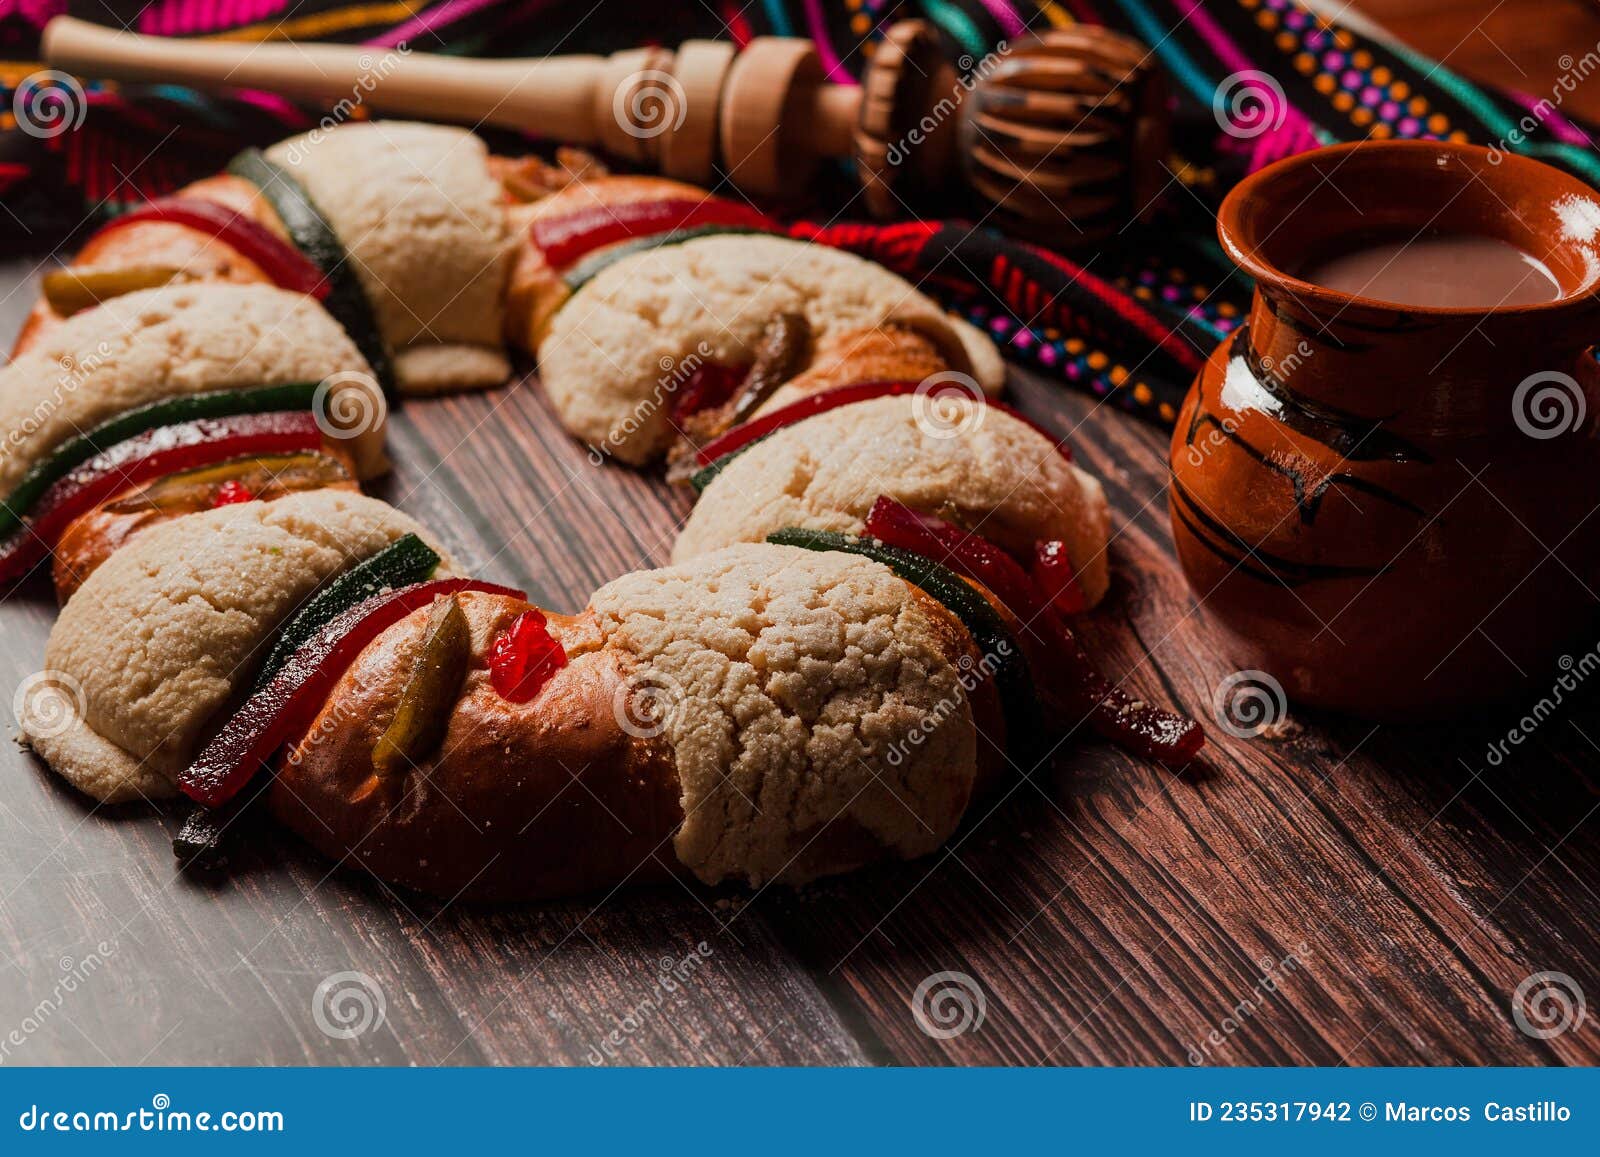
[[15, 124, 512, 397], [0, 283, 387, 492], [273, 544, 1002, 901], [675, 394, 1112, 607], [5, 120, 1202, 904], [18, 490, 448, 804], [537, 232, 1005, 464]]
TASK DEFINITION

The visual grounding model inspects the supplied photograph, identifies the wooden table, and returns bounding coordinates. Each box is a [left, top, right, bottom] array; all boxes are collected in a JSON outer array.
[[3, 5, 1600, 1067]]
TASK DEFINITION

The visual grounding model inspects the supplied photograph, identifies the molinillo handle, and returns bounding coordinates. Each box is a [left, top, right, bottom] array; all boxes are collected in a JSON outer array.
[[41, 15, 1167, 239], [43, 17, 607, 144], [40, 15, 864, 197]]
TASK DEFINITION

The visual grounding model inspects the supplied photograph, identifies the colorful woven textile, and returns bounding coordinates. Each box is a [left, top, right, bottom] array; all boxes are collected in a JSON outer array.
[[1, 0, 1594, 424]]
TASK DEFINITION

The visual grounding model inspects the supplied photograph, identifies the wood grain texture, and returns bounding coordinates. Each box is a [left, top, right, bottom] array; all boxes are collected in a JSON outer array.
[[1, 255, 1595, 1067], [3, 0, 1600, 1066]]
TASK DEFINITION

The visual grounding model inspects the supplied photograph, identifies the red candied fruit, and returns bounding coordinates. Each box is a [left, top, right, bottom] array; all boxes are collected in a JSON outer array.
[[488, 609, 568, 702], [1030, 539, 1088, 615], [211, 480, 256, 507]]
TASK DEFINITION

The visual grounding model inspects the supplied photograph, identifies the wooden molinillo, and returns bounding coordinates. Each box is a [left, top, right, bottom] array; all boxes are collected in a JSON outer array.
[[42, 16, 1167, 246]]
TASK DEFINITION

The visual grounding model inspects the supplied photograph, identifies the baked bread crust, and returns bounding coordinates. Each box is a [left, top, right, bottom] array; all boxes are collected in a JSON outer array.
[[10, 174, 278, 355], [266, 123, 512, 396], [19, 490, 449, 803], [504, 174, 709, 351], [272, 594, 684, 902], [272, 545, 992, 900], [675, 394, 1112, 606], [589, 543, 980, 887], [49, 456, 361, 604], [538, 233, 1005, 464], [0, 282, 388, 486]]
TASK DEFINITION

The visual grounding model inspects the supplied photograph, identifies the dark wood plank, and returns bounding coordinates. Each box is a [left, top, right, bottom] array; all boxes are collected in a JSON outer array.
[[753, 372, 1600, 1067], [0, 257, 865, 1067], [5, 0, 1600, 1063]]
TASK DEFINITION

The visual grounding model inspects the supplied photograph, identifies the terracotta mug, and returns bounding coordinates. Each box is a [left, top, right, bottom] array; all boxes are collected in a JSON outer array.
[[1169, 141, 1600, 718]]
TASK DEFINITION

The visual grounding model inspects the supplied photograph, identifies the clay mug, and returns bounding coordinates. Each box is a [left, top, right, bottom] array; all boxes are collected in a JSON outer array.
[[1169, 141, 1600, 718]]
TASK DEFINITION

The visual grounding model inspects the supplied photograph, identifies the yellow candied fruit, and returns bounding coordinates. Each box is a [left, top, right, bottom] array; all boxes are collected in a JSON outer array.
[[1295, 53, 1316, 75], [1351, 106, 1374, 126], [1314, 73, 1337, 95], [1372, 66, 1392, 85], [1428, 113, 1450, 133], [1352, 50, 1373, 69], [1390, 80, 1409, 100], [1111, 365, 1129, 386], [1159, 401, 1176, 422], [1256, 10, 1279, 29], [1134, 383, 1153, 405], [1333, 91, 1355, 112], [1066, 338, 1085, 355], [1370, 122, 1393, 139], [1088, 351, 1109, 371]]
